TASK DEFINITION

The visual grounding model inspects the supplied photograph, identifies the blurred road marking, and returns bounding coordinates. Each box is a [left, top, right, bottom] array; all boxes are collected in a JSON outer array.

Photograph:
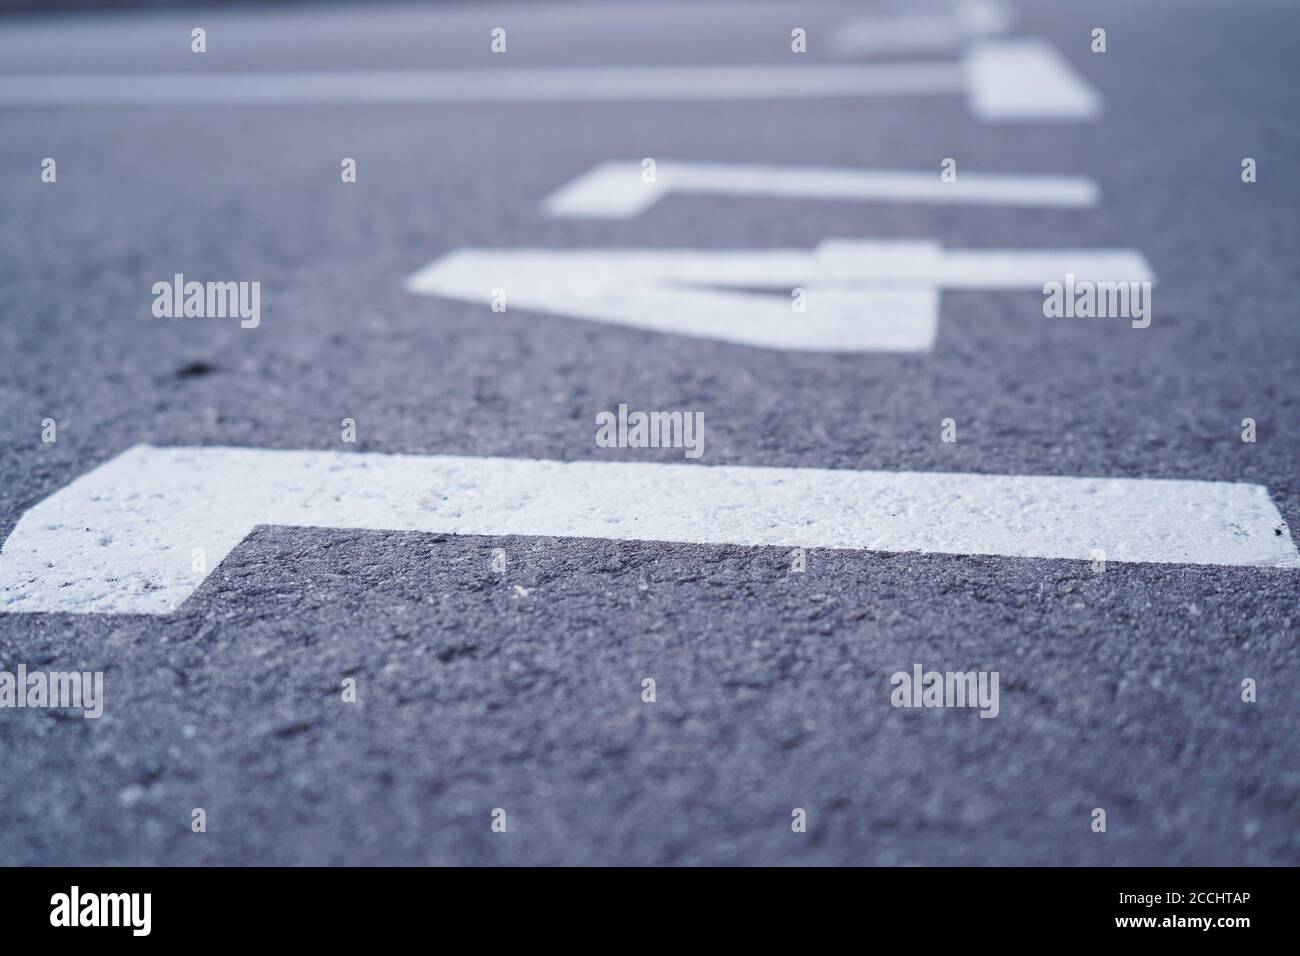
[[0, 64, 965, 103], [967, 40, 1100, 120], [405, 240, 1153, 352], [543, 160, 1099, 218], [1, 445, 1294, 615], [0, 41, 1098, 119], [834, 0, 1014, 54]]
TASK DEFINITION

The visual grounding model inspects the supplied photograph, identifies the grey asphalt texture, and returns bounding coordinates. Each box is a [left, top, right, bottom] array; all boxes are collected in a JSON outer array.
[[0, 0, 1297, 865]]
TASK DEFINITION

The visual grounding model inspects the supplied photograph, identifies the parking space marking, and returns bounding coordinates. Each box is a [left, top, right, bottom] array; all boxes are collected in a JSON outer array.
[[833, 0, 1014, 55], [0, 41, 1098, 119], [0, 445, 1293, 615], [405, 240, 1153, 352], [966, 39, 1101, 120], [543, 160, 1099, 218]]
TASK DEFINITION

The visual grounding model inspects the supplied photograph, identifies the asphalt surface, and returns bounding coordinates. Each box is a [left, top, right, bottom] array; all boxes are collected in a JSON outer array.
[[0, 0, 1297, 865]]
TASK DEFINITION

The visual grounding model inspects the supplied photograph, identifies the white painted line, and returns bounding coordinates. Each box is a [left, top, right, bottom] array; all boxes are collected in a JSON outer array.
[[0, 42, 1100, 120], [966, 39, 1101, 120], [404, 240, 1154, 352], [542, 160, 1099, 219], [957, 0, 1016, 36], [0, 63, 965, 105], [934, 249, 1153, 288], [1, 445, 1294, 615], [834, 0, 1014, 54], [835, 15, 970, 54], [835, 14, 970, 55]]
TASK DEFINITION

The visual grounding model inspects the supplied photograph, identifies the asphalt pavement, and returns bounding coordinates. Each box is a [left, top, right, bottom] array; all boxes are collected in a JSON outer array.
[[0, 0, 1297, 865]]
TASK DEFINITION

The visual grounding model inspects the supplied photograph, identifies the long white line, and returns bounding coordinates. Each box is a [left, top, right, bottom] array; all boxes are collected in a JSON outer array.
[[1, 445, 1294, 615], [405, 240, 1154, 352], [542, 160, 1100, 218], [833, 0, 1015, 54], [0, 41, 1099, 120], [0, 63, 965, 105]]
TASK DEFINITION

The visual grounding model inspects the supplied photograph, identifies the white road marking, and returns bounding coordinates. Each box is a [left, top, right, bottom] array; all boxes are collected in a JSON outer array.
[[542, 160, 1099, 218], [966, 39, 1101, 120], [834, 0, 1014, 54], [956, 0, 1016, 36], [405, 240, 1153, 352], [1, 445, 1294, 615], [0, 41, 1098, 120], [0, 64, 962, 104]]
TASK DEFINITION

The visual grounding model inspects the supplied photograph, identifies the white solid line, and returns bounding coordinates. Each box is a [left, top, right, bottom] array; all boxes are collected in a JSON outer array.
[[957, 0, 1016, 36], [1, 445, 1294, 615], [0, 63, 965, 106], [834, 14, 970, 55], [542, 160, 1100, 219], [0, 42, 1100, 120], [966, 39, 1101, 120], [404, 240, 1154, 352], [833, 0, 1014, 54]]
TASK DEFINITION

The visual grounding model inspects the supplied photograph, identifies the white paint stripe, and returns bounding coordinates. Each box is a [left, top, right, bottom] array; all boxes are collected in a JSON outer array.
[[966, 39, 1101, 120], [835, 15, 970, 54], [0, 63, 965, 106], [0, 42, 1099, 120], [404, 240, 1154, 352], [936, 250, 1154, 287], [1, 445, 1294, 615], [412, 246, 940, 351], [814, 242, 1155, 287], [957, 0, 1017, 36], [542, 160, 1099, 219], [834, 0, 1014, 54]]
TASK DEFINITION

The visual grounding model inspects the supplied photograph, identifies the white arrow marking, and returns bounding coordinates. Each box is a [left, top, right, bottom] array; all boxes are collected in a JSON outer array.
[[0, 446, 1294, 616], [543, 160, 1099, 219], [0, 41, 1098, 120], [405, 240, 1153, 352], [834, 0, 1015, 54]]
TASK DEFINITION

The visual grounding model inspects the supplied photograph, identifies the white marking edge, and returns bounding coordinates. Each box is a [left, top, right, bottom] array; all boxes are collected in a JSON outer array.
[[966, 39, 1101, 120], [0, 63, 965, 105], [0, 42, 1099, 120], [1, 445, 1295, 615], [542, 160, 1100, 219], [405, 240, 1155, 352], [834, 0, 1015, 54]]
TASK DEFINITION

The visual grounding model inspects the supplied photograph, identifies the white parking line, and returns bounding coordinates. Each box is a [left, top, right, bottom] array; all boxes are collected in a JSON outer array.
[[405, 240, 1153, 352], [0, 41, 1099, 120], [542, 160, 1100, 218], [833, 0, 1014, 54], [966, 40, 1100, 120], [0, 445, 1293, 615], [0, 64, 963, 104]]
